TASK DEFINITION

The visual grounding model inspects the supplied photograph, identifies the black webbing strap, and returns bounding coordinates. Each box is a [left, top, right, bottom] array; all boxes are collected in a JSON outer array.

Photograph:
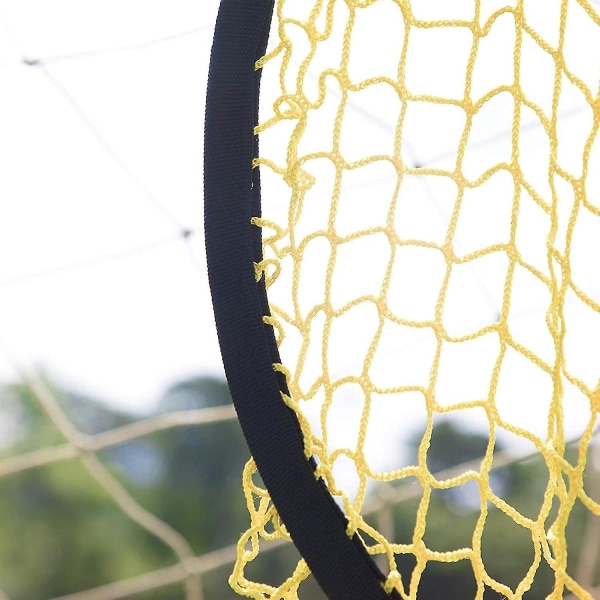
[[204, 1, 399, 598]]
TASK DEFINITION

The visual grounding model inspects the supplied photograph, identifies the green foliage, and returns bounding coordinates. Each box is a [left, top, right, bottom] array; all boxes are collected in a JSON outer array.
[[392, 420, 596, 599], [0, 377, 250, 599], [0, 382, 596, 599]]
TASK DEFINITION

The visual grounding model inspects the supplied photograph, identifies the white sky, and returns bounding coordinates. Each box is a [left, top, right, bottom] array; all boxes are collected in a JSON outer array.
[[0, 0, 223, 411]]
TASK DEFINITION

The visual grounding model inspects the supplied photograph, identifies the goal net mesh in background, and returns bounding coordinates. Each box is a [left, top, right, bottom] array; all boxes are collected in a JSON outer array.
[[231, 0, 600, 598]]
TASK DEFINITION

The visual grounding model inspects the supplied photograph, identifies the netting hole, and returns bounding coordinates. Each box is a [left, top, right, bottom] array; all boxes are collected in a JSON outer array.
[[555, 79, 595, 178], [434, 332, 500, 408], [569, 208, 600, 305], [335, 161, 397, 238], [421, 487, 481, 552], [339, 84, 401, 163], [514, 185, 552, 276], [265, 252, 294, 318], [296, 310, 326, 395], [369, 321, 437, 390], [363, 392, 428, 475], [297, 82, 342, 156], [494, 346, 553, 439], [329, 232, 391, 311], [402, 101, 466, 170], [470, 10, 516, 103], [325, 381, 365, 455], [480, 505, 547, 596], [454, 170, 514, 257], [488, 436, 550, 522], [404, 24, 473, 100], [560, 375, 595, 447], [506, 263, 555, 365], [585, 129, 600, 211], [242, 540, 314, 597], [300, 384, 326, 440], [326, 301, 379, 380], [462, 91, 513, 181], [347, 0, 405, 84], [563, 0, 600, 95], [518, 107, 551, 203], [561, 496, 600, 589], [331, 453, 362, 503], [426, 415, 492, 473], [522, 0, 563, 50], [257, 164, 292, 224], [394, 174, 457, 246], [518, 30, 557, 120], [296, 235, 331, 320], [584, 440, 600, 505], [415, 558, 479, 599], [387, 245, 446, 323], [292, 158, 337, 241], [389, 489, 422, 545], [563, 289, 600, 390]]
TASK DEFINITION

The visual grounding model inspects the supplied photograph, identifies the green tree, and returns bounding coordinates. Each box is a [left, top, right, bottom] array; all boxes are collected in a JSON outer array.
[[388, 419, 591, 599], [0, 376, 254, 599], [0, 381, 165, 599], [0, 382, 595, 599]]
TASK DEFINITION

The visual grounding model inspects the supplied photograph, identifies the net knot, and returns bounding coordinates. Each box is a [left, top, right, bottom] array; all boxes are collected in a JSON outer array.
[[254, 259, 280, 284], [283, 165, 314, 190], [384, 570, 403, 595], [71, 433, 94, 454], [274, 95, 305, 120]]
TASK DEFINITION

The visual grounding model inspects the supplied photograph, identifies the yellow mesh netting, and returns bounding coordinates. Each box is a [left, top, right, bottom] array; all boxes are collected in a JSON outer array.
[[231, 0, 600, 598]]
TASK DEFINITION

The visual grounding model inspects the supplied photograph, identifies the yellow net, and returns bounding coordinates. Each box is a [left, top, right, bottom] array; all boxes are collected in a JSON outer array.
[[231, 0, 600, 598]]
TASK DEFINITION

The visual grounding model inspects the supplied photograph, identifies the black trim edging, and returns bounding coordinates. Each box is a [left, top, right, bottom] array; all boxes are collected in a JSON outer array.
[[204, 1, 399, 598]]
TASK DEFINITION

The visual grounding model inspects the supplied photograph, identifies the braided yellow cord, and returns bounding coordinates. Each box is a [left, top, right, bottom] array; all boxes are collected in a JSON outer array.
[[231, 1, 600, 598]]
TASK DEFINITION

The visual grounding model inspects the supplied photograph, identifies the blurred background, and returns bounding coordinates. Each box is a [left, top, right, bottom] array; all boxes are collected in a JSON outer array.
[[0, 0, 598, 599]]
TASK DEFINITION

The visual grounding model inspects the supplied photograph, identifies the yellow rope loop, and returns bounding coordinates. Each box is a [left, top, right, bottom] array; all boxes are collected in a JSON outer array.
[[384, 570, 405, 596], [282, 164, 315, 191], [251, 216, 286, 241], [263, 314, 286, 346], [253, 258, 280, 285], [274, 95, 306, 121]]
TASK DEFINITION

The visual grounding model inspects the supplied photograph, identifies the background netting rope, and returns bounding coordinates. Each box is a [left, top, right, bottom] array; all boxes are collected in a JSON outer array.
[[0, 362, 239, 600], [232, 0, 600, 598], [0, 6, 259, 598]]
